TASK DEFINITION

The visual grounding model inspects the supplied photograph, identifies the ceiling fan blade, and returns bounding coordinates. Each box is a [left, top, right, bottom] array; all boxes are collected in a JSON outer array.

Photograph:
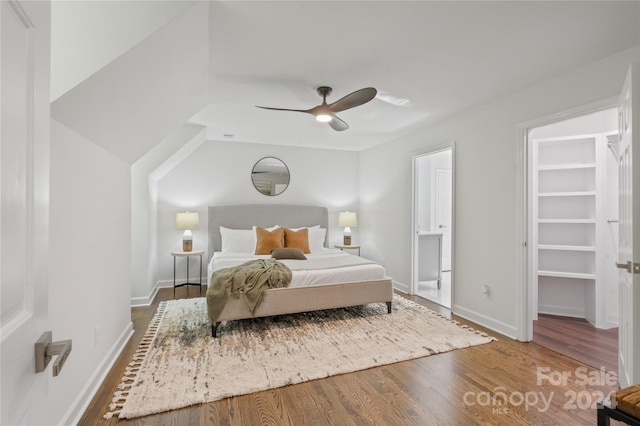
[[328, 114, 349, 131], [256, 106, 312, 114], [328, 87, 377, 113]]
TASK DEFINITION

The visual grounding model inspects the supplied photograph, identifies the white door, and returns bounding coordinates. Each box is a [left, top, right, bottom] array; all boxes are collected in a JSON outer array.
[[617, 64, 640, 389], [435, 169, 452, 270], [1, 1, 51, 424]]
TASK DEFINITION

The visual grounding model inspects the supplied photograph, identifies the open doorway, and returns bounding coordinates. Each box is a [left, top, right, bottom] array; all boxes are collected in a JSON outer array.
[[412, 146, 454, 309], [527, 108, 619, 372]]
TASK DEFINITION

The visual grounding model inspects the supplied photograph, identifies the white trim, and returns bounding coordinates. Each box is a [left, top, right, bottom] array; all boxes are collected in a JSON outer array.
[[393, 280, 410, 294], [63, 322, 133, 425], [606, 313, 619, 329], [515, 96, 618, 342], [538, 304, 585, 319], [130, 278, 207, 307], [0, 311, 32, 343], [410, 142, 456, 306], [453, 304, 517, 340]]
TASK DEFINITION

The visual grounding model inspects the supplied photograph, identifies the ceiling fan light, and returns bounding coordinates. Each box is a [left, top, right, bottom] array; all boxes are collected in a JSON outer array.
[[315, 113, 332, 123]]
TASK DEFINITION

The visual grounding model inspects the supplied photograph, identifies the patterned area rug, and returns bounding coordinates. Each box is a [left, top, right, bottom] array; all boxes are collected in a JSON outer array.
[[105, 295, 495, 419]]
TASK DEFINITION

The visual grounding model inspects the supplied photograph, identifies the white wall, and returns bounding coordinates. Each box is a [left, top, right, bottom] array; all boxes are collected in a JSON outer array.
[[49, 120, 132, 423], [359, 46, 640, 339], [51, 1, 209, 165], [131, 124, 206, 305], [152, 140, 360, 293], [51, 0, 196, 101]]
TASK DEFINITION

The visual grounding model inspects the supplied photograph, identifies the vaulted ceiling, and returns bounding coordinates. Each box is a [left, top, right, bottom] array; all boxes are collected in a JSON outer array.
[[51, 1, 640, 162]]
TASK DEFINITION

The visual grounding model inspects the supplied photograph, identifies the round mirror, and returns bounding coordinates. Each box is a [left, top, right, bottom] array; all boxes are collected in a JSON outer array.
[[251, 157, 290, 196]]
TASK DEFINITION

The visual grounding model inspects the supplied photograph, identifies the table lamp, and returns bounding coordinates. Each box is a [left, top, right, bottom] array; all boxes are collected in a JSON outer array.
[[338, 211, 357, 245], [175, 211, 199, 252]]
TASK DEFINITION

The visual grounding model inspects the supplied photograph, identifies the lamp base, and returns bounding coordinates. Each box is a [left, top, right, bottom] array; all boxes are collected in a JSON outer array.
[[343, 235, 351, 246], [183, 240, 192, 252]]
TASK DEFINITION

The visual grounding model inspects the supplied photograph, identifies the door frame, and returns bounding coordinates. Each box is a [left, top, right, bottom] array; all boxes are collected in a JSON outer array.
[[410, 142, 456, 301], [515, 97, 617, 341]]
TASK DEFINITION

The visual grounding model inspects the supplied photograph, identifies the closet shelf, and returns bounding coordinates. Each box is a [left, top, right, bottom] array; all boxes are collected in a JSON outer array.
[[538, 244, 595, 252], [538, 270, 595, 280], [538, 219, 596, 224], [537, 163, 596, 171], [538, 191, 596, 197]]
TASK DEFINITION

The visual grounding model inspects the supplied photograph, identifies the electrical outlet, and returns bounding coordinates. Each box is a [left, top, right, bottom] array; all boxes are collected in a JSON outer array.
[[481, 285, 491, 298]]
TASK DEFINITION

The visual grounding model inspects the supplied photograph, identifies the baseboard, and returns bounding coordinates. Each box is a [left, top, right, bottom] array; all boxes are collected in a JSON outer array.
[[62, 321, 134, 425], [130, 281, 164, 307], [538, 304, 585, 319], [453, 304, 518, 340], [131, 277, 207, 307], [606, 313, 619, 329], [393, 280, 410, 294]]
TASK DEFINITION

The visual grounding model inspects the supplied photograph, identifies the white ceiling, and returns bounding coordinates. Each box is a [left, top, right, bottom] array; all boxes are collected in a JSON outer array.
[[189, 1, 640, 151]]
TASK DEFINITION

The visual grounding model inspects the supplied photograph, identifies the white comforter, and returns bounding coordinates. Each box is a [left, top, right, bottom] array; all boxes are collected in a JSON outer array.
[[208, 248, 386, 289]]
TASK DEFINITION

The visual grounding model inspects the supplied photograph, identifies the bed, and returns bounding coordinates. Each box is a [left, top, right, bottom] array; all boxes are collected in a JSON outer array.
[[206, 204, 394, 337]]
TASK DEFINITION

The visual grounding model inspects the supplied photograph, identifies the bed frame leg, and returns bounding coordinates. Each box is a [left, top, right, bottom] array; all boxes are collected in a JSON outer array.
[[212, 322, 221, 338], [386, 302, 392, 313]]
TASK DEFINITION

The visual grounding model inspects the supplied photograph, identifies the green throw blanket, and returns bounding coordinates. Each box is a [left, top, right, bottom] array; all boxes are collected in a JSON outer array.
[[206, 259, 292, 323]]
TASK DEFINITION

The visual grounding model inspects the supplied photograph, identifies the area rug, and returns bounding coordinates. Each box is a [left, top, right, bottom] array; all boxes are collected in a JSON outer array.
[[105, 295, 495, 419]]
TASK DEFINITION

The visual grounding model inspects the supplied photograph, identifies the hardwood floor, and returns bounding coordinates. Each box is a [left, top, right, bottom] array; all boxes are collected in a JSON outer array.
[[533, 314, 618, 374], [79, 288, 622, 425]]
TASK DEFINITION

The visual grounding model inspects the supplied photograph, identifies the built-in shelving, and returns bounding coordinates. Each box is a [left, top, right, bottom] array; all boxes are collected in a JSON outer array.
[[533, 134, 600, 323], [538, 191, 596, 197], [538, 244, 595, 251], [538, 270, 596, 280], [538, 218, 596, 224], [537, 163, 596, 171]]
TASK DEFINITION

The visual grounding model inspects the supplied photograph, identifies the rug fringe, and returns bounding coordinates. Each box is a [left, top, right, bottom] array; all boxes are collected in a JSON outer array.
[[103, 301, 168, 420]]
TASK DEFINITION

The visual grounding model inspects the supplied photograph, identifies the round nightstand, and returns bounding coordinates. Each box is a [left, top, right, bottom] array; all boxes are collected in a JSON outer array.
[[170, 249, 204, 296], [335, 244, 361, 256]]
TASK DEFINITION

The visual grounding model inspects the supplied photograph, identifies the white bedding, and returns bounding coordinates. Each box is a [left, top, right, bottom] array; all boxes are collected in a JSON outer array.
[[208, 248, 386, 289]]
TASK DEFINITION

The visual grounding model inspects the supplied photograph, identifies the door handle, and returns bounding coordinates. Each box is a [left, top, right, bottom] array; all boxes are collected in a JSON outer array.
[[616, 261, 640, 274], [616, 261, 632, 272], [35, 331, 72, 377]]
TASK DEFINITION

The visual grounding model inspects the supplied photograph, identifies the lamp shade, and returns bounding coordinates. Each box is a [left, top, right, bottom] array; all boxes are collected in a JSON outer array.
[[338, 211, 357, 228], [175, 211, 199, 230]]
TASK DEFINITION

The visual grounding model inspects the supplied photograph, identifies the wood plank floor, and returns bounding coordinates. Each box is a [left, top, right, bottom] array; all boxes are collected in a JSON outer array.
[[79, 288, 622, 425], [533, 314, 618, 374]]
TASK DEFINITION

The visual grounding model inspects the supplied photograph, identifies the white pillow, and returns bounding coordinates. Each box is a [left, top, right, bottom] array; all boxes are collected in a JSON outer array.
[[252, 225, 280, 232], [288, 225, 320, 231], [308, 228, 326, 252], [220, 227, 255, 253]]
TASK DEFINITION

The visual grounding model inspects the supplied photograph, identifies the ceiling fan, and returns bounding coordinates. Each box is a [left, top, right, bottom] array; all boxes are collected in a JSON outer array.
[[256, 86, 377, 131]]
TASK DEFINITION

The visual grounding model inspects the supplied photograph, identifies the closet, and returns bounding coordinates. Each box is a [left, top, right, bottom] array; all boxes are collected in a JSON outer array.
[[530, 109, 619, 329]]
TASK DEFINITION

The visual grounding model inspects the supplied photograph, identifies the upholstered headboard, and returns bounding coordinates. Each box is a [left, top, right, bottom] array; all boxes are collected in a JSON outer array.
[[208, 204, 329, 254]]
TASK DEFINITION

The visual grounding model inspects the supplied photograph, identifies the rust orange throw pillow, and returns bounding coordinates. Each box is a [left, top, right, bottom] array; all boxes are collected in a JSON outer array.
[[284, 228, 310, 254], [255, 227, 284, 255]]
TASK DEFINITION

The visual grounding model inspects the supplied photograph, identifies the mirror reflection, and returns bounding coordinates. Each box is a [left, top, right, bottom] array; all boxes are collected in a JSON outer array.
[[251, 157, 290, 196]]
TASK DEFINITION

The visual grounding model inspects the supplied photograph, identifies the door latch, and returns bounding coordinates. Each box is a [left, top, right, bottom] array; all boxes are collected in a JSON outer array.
[[35, 331, 72, 377]]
